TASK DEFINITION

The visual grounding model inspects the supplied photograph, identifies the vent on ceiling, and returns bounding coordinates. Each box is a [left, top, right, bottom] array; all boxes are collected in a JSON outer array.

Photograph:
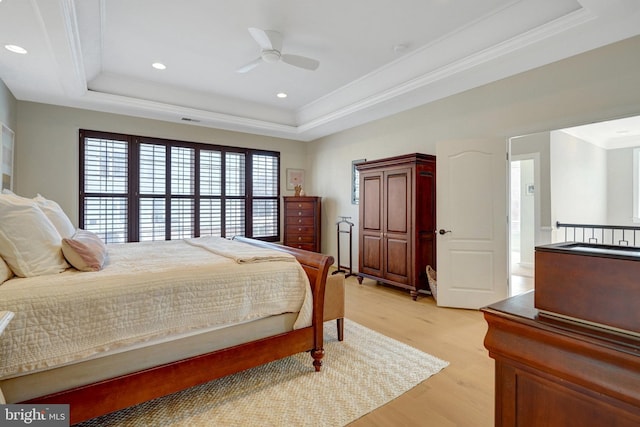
[[181, 117, 200, 123]]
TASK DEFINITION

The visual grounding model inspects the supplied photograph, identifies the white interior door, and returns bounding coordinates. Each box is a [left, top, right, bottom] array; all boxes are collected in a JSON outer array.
[[436, 139, 509, 309]]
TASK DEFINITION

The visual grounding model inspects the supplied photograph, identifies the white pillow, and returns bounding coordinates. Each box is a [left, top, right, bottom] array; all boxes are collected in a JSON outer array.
[[34, 194, 76, 239], [0, 195, 69, 277]]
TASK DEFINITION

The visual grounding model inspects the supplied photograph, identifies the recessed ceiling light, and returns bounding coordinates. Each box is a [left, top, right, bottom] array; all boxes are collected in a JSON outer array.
[[152, 62, 166, 70], [276, 92, 287, 99], [5, 45, 27, 55]]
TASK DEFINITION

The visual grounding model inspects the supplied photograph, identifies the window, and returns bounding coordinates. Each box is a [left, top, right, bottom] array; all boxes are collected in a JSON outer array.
[[80, 130, 280, 243], [351, 159, 365, 204]]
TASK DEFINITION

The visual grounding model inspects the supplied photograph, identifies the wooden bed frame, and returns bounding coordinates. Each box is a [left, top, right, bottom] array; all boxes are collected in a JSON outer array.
[[22, 237, 334, 425]]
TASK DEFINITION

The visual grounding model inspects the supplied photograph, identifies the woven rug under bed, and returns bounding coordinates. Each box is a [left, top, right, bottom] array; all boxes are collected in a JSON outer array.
[[77, 319, 449, 427]]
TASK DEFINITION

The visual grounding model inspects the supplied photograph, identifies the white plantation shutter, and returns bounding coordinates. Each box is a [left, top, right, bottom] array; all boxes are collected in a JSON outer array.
[[139, 143, 166, 241], [80, 130, 280, 242], [252, 154, 279, 237], [82, 136, 129, 243]]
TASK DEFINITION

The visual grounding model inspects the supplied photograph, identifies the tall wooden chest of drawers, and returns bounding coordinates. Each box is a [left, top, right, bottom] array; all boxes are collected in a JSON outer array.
[[283, 196, 321, 252]]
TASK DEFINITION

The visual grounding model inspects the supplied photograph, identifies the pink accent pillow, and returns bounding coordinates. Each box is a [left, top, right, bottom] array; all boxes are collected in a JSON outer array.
[[62, 229, 107, 272]]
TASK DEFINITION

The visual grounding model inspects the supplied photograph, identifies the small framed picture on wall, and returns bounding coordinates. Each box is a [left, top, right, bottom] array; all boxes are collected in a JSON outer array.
[[286, 168, 305, 190]]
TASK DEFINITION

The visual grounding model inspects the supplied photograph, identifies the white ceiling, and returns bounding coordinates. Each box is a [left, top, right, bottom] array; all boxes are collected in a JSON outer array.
[[1, 0, 640, 141], [560, 116, 640, 150]]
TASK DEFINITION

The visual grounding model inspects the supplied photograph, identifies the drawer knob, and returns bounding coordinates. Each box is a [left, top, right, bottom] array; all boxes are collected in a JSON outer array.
[[298, 227, 302, 231], [298, 203, 302, 208], [298, 219, 302, 223], [298, 237, 302, 241], [298, 212, 302, 216]]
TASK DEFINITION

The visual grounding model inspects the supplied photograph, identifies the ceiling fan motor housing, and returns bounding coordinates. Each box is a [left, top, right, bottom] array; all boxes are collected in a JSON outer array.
[[261, 50, 281, 63]]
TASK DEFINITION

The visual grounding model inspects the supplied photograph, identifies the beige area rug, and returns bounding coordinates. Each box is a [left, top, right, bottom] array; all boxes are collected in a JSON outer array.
[[77, 320, 448, 427]]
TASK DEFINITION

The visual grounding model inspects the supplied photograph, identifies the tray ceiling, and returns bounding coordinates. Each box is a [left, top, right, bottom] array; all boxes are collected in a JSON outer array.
[[0, 0, 639, 141]]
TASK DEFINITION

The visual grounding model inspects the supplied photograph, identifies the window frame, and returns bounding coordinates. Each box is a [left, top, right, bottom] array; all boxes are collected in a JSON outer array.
[[79, 129, 281, 242]]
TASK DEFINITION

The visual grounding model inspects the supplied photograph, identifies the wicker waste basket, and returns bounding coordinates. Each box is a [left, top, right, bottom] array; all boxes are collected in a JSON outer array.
[[426, 265, 437, 302]]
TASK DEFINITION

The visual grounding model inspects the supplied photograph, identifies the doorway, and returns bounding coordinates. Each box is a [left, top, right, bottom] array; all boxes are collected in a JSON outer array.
[[509, 155, 537, 295]]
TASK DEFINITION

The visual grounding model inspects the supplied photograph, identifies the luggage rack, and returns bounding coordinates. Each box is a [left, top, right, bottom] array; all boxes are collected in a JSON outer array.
[[333, 216, 354, 277]]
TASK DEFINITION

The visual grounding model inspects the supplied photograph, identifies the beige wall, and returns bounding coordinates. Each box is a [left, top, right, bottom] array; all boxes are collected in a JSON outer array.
[[14, 102, 308, 226], [550, 130, 608, 227], [607, 147, 637, 226], [511, 131, 551, 228], [309, 35, 640, 263]]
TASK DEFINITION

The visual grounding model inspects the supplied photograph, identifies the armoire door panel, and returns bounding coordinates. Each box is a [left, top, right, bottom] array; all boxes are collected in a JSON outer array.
[[361, 234, 382, 273], [385, 171, 409, 234], [385, 237, 409, 281], [362, 175, 382, 231]]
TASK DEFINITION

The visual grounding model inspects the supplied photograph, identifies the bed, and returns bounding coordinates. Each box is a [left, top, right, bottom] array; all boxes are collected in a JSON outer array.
[[0, 234, 333, 424]]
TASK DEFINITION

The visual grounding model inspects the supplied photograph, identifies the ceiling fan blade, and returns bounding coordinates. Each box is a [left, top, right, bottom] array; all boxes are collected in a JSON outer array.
[[236, 57, 262, 73], [248, 28, 282, 52], [281, 54, 319, 71]]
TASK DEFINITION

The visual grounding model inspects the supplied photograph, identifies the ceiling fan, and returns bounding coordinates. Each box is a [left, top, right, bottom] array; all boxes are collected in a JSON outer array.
[[236, 27, 320, 73]]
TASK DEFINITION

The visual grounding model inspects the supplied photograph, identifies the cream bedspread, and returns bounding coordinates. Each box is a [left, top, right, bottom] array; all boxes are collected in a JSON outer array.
[[0, 238, 312, 379]]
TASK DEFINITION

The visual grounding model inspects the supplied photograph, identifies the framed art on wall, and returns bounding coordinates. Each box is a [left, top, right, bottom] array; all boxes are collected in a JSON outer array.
[[0, 123, 14, 191], [286, 168, 304, 190]]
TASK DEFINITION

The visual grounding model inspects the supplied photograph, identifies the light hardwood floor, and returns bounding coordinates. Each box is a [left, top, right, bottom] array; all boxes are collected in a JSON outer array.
[[342, 275, 495, 427]]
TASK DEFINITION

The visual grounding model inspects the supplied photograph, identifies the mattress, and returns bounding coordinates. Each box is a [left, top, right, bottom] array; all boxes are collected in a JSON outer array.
[[0, 312, 298, 403], [0, 238, 312, 379]]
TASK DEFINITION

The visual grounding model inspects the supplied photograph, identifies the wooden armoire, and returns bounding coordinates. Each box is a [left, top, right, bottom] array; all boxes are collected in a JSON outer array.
[[356, 153, 436, 300]]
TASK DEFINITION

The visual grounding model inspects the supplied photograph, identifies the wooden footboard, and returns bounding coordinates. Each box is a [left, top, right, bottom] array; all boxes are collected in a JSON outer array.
[[23, 238, 334, 425]]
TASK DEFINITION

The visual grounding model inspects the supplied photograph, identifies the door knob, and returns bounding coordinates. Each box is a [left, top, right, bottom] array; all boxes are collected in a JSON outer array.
[[438, 229, 451, 235]]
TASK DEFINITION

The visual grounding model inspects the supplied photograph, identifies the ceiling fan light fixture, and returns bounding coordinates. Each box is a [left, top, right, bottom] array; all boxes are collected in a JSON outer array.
[[152, 62, 166, 70], [237, 27, 319, 73], [261, 50, 281, 64]]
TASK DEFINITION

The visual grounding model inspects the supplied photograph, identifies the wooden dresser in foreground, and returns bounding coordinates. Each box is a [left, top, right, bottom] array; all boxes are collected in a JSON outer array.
[[482, 291, 640, 427], [283, 196, 321, 252]]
